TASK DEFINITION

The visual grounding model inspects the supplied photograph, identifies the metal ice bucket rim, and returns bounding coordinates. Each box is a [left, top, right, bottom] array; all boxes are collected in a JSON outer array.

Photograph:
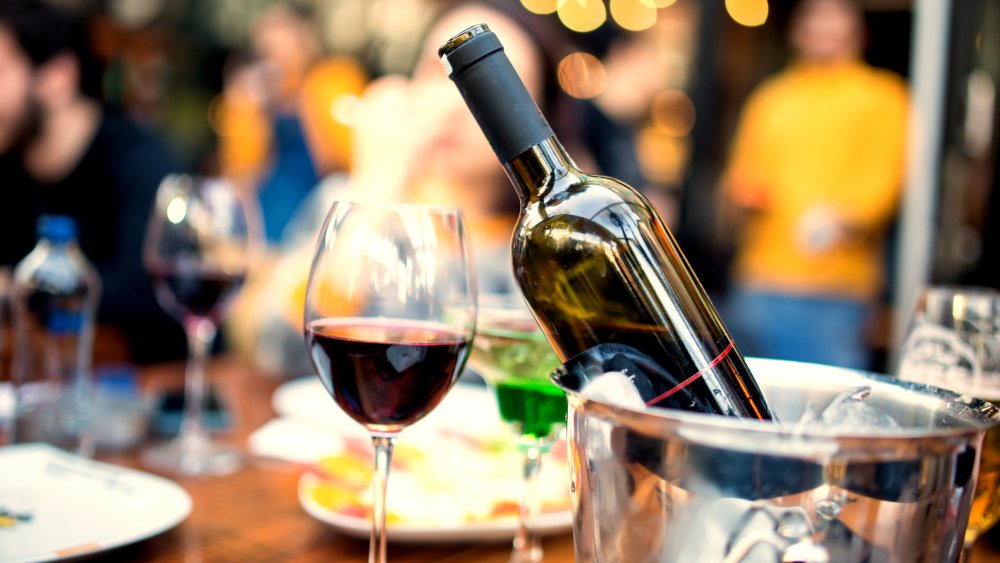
[[552, 357, 1000, 460]]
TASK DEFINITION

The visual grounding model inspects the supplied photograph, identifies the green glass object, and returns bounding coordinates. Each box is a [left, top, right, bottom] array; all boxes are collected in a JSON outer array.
[[470, 312, 564, 443], [494, 377, 567, 442]]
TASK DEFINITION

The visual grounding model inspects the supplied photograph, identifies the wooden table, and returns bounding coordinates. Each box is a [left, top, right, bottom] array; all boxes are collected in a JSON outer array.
[[95, 357, 576, 562], [92, 357, 1000, 562]]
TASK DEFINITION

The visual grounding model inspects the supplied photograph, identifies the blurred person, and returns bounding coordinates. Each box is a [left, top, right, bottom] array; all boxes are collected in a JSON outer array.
[[721, 0, 909, 370], [228, 0, 593, 376], [0, 0, 185, 363], [216, 4, 367, 244]]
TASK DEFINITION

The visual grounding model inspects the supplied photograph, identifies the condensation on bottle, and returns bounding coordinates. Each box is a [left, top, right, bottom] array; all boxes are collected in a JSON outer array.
[[11, 215, 101, 456]]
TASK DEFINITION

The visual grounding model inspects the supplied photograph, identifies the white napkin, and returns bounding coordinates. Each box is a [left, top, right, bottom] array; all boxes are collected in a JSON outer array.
[[246, 417, 345, 464]]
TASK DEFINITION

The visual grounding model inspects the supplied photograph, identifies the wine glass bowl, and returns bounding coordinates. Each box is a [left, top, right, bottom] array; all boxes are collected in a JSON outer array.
[[142, 175, 253, 476], [304, 202, 476, 563], [469, 296, 565, 446]]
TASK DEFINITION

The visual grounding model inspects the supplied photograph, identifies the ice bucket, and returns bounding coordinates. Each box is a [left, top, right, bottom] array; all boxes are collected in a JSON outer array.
[[552, 358, 1000, 562]]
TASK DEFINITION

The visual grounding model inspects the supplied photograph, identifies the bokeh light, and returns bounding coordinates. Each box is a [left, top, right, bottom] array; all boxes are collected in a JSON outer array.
[[558, 0, 606, 33], [637, 125, 690, 184], [725, 0, 768, 27], [521, 0, 563, 15], [166, 197, 188, 225], [557, 52, 607, 99], [650, 90, 696, 137], [638, 0, 677, 9], [610, 0, 657, 32]]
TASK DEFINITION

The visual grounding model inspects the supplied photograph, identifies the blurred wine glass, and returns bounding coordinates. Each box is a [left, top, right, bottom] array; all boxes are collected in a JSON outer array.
[[304, 201, 476, 563], [143, 175, 254, 475], [466, 293, 565, 563], [897, 286, 1000, 559]]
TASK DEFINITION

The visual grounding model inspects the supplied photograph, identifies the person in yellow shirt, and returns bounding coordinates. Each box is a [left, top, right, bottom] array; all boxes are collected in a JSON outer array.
[[722, 0, 909, 369]]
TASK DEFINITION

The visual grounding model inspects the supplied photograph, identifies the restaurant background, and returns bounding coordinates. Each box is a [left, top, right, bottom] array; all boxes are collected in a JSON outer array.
[[1, 0, 1000, 561], [4, 0, 998, 385]]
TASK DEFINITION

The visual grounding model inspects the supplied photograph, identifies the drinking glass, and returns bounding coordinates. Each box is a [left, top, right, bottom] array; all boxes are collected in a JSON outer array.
[[897, 285, 1000, 558], [304, 202, 476, 563], [467, 293, 565, 563], [143, 175, 254, 475]]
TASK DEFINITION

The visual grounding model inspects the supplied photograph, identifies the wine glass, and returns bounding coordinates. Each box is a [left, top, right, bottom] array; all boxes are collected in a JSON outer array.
[[466, 293, 565, 563], [304, 202, 476, 563], [143, 175, 254, 475], [897, 286, 1000, 559]]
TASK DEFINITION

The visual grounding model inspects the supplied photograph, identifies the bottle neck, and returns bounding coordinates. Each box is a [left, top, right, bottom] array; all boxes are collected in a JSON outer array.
[[40, 238, 78, 253], [503, 137, 578, 201]]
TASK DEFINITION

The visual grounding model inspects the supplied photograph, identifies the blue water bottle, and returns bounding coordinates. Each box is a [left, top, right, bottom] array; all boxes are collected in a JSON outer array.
[[11, 215, 101, 456]]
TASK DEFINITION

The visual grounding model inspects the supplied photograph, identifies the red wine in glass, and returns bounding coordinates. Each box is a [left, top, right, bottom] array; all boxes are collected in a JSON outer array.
[[306, 318, 468, 434], [150, 266, 245, 321], [142, 175, 254, 476], [304, 202, 475, 563]]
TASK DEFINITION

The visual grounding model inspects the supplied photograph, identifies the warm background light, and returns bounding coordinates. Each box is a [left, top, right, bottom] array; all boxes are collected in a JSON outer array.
[[610, 0, 657, 32], [725, 0, 768, 27], [557, 52, 607, 99], [650, 90, 696, 137], [557, 0, 607, 33], [520, 0, 562, 15], [639, 0, 677, 7], [637, 125, 689, 184]]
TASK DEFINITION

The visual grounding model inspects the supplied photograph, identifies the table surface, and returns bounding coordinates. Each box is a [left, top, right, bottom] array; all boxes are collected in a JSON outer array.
[[95, 357, 576, 562], [88, 356, 1000, 562]]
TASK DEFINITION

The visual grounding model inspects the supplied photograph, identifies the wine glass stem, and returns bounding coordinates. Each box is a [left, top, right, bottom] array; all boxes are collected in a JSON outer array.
[[180, 317, 217, 447], [370, 435, 396, 563], [512, 444, 544, 563]]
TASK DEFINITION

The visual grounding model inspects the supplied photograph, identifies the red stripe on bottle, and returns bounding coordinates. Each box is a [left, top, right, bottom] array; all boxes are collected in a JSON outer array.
[[645, 340, 735, 407]]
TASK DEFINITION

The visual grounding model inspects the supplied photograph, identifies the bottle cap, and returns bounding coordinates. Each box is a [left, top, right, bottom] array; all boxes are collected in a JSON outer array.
[[439, 24, 555, 163], [438, 24, 500, 77], [37, 215, 79, 244]]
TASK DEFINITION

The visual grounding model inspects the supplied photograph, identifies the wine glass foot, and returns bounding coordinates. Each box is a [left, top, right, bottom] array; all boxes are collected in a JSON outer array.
[[143, 435, 243, 476]]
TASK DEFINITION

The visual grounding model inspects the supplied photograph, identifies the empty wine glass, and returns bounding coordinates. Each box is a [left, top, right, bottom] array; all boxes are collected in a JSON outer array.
[[143, 175, 254, 475], [898, 286, 1000, 559], [304, 202, 476, 563], [467, 293, 565, 563]]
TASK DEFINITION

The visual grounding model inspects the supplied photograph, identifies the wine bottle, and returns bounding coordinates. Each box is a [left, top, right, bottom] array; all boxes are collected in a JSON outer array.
[[439, 24, 773, 419]]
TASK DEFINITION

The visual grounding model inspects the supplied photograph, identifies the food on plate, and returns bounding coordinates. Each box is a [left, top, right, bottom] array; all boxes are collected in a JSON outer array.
[[302, 432, 570, 526]]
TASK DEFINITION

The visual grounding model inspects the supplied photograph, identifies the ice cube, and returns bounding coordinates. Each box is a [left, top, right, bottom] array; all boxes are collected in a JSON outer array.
[[580, 370, 646, 410], [578, 372, 645, 464], [665, 498, 816, 563], [817, 386, 901, 432]]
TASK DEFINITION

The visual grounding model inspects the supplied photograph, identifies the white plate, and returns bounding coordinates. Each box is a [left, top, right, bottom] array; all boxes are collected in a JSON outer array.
[[298, 473, 572, 543], [276, 378, 573, 542], [0, 443, 192, 563]]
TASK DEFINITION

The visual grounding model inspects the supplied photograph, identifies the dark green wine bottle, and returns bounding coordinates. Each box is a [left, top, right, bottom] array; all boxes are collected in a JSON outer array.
[[440, 25, 772, 420]]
